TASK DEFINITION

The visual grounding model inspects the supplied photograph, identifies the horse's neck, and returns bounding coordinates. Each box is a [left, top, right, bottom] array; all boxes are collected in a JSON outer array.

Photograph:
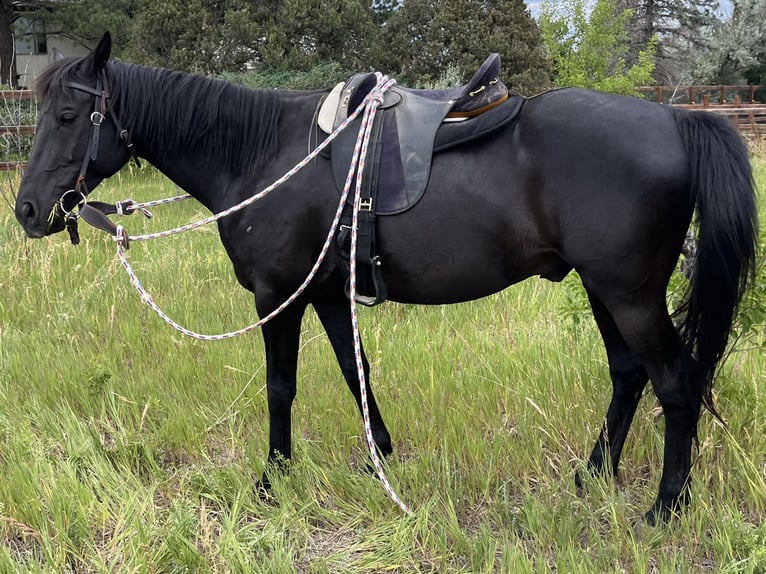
[[117, 64, 284, 213], [129, 103, 235, 212]]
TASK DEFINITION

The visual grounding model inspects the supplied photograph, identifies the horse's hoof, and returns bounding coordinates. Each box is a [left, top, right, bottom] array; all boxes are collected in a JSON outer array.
[[643, 501, 674, 527], [574, 470, 586, 496], [644, 491, 688, 526], [643, 508, 659, 527], [254, 476, 277, 505]]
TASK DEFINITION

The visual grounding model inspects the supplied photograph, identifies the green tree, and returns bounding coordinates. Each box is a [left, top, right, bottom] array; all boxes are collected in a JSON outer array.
[[540, 0, 657, 94], [128, 0, 259, 74], [36, 0, 136, 53], [128, 0, 379, 75], [692, 0, 766, 85], [1, 0, 135, 87], [377, 0, 551, 94]]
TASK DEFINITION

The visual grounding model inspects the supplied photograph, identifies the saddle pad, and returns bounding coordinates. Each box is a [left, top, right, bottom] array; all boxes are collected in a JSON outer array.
[[319, 82, 344, 134]]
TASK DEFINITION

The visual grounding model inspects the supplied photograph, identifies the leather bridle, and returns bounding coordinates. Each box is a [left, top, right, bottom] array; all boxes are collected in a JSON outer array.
[[57, 66, 141, 243]]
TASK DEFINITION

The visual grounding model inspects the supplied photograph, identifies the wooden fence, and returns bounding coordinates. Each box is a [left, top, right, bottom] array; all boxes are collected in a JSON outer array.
[[2, 86, 765, 171], [636, 85, 766, 139]]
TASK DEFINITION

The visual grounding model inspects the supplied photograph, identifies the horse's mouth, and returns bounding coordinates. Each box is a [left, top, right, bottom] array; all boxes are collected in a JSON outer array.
[[46, 215, 67, 236], [45, 202, 65, 233], [44, 192, 85, 232]]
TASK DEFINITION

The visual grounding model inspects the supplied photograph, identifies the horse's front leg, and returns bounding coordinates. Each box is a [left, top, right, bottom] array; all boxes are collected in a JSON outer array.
[[258, 299, 307, 490]]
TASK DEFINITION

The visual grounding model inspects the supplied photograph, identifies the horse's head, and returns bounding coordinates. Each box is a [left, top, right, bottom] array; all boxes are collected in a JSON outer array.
[[15, 32, 133, 238]]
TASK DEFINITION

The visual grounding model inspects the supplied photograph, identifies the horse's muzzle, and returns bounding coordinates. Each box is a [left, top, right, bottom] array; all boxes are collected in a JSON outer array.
[[16, 200, 63, 237], [16, 201, 43, 237]]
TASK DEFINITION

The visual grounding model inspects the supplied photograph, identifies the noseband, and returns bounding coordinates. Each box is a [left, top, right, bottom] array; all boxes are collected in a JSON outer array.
[[59, 67, 141, 243]]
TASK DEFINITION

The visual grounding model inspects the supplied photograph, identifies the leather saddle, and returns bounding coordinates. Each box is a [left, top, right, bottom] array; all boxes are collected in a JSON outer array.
[[317, 54, 524, 306], [318, 53, 524, 215]]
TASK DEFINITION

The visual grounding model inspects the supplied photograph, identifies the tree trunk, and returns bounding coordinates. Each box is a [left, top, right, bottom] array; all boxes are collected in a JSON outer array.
[[0, 0, 18, 88]]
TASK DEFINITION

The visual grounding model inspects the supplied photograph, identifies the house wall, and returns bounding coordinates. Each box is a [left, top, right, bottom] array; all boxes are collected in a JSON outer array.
[[15, 36, 88, 89]]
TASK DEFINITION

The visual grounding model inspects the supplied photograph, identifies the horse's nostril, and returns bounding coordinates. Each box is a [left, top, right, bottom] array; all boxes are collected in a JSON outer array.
[[20, 201, 35, 222]]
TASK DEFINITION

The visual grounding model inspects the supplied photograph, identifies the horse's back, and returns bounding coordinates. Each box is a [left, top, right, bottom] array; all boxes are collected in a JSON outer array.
[[518, 88, 686, 176]]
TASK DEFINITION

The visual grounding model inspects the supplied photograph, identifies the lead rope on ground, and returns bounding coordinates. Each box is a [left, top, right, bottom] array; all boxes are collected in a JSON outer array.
[[104, 74, 410, 513]]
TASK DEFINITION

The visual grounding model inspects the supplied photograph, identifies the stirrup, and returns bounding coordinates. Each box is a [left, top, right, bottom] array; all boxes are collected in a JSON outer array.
[[345, 256, 388, 307]]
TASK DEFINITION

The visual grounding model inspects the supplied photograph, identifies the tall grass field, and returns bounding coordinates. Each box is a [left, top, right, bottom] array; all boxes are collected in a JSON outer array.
[[0, 151, 764, 573]]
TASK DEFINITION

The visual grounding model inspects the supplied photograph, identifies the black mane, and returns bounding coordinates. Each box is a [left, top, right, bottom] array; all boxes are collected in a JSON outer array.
[[36, 58, 282, 175]]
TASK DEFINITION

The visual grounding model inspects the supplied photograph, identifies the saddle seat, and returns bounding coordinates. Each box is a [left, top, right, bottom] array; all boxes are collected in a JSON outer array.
[[401, 52, 510, 119], [319, 53, 509, 134]]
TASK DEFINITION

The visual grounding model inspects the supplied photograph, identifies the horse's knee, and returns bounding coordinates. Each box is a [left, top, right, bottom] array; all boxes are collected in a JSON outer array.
[[267, 380, 297, 412]]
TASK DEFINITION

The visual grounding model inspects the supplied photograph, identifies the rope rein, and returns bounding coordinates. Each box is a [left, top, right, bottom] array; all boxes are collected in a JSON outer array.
[[90, 74, 411, 514]]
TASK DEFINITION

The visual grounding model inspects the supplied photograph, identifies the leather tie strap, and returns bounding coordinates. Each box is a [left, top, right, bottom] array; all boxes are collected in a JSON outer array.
[[79, 203, 121, 242]]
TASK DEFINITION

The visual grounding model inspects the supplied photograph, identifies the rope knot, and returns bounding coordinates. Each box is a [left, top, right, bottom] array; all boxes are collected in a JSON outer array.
[[368, 74, 393, 106]]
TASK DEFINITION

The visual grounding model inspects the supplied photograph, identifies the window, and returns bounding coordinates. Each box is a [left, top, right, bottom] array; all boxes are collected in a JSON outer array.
[[14, 18, 47, 55]]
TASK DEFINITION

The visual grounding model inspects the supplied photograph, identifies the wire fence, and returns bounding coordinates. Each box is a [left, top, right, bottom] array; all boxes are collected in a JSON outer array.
[[0, 90, 36, 171]]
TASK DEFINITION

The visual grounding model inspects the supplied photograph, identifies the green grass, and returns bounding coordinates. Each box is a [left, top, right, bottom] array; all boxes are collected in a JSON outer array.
[[0, 155, 764, 573]]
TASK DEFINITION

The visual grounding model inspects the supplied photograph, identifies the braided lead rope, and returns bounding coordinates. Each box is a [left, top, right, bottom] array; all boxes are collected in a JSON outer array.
[[348, 83, 412, 515], [112, 74, 411, 513], [116, 194, 193, 216], [113, 76, 394, 340], [131, 194, 192, 208], [119, 84, 379, 244]]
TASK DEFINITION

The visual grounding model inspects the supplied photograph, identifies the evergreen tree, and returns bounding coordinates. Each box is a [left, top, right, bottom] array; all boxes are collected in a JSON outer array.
[[692, 0, 765, 85], [128, 0, 260, 74], [1, 0, 136, 87], [258, 0, 378, 72], [377, 0, 551, 93], [37, 0, 136, 53]]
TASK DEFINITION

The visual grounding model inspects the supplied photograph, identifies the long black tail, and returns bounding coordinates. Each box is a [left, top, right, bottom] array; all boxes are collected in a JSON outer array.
[[670, 107, 759, 415]]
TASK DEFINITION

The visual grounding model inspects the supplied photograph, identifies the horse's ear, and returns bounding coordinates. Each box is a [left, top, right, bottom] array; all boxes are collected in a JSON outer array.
[[92, 32, 111, 70], [52, 48, 65, 62]]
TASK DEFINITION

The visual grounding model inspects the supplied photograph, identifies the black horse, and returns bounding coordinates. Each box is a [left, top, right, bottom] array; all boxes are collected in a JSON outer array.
[[14, 33, 758, 524]]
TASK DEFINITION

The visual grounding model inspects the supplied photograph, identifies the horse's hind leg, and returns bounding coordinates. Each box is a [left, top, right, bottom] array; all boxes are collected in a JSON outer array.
[[313, 299, 393, 458], [576, 288, 649, 489], [606, 298, 702, 524]]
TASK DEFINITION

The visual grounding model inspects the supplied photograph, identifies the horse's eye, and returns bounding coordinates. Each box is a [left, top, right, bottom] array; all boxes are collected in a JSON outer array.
[[60, 112, 75, 125]]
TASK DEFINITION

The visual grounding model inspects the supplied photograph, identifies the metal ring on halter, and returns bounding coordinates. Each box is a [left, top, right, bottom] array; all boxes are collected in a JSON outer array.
[[58, 189, 88, 218]]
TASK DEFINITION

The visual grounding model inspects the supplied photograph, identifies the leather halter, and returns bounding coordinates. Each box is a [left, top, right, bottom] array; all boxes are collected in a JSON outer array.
[[60, 67, 140, 243]]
